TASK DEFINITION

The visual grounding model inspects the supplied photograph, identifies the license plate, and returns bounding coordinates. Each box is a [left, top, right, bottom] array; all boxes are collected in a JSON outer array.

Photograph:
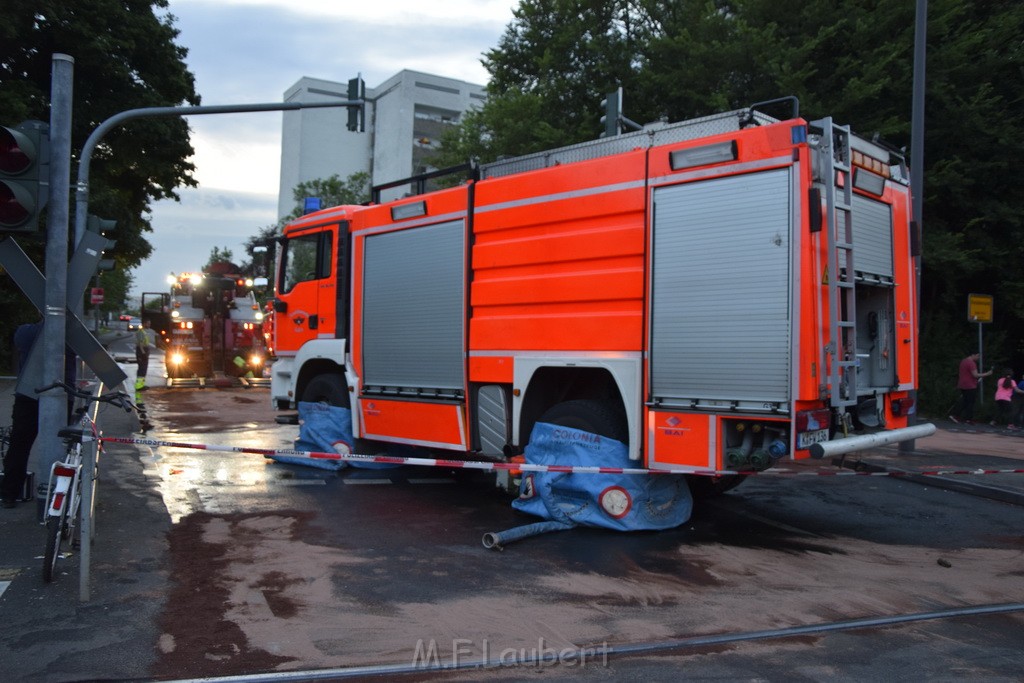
[[797, 429, 829, 449]]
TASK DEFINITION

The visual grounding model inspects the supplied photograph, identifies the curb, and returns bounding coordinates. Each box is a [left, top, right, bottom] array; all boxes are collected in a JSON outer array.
[[834, 456, 1024, 508]]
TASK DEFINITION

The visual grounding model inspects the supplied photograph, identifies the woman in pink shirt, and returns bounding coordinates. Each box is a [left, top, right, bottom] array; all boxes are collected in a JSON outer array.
[[992, 369, 1020, 428]]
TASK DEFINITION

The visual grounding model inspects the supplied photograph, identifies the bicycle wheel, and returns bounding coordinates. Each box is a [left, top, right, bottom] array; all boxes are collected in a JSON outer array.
[[43, 508, 67, 583]]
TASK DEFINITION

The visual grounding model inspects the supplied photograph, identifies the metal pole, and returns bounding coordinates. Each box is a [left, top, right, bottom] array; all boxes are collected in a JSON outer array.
[[78, 382, 102, 602], [900, 0, 927, 452], [73, 99, 362, 250], [978, 322, 984, 404], [39, 54, 74, 511]]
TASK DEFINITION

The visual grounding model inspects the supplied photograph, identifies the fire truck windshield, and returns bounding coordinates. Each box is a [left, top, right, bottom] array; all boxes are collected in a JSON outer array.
[[281, 233, 322, 293]]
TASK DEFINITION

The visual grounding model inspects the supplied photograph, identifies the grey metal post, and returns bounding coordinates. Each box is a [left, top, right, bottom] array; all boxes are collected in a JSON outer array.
[[901, 0, 926, 452], [79, 383, 102, 601], [977, 322, 984, 404], [39, 54, 74, 508]]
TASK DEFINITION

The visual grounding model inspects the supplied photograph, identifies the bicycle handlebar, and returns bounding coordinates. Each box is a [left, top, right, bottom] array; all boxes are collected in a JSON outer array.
[[35, 380, 137, 413]]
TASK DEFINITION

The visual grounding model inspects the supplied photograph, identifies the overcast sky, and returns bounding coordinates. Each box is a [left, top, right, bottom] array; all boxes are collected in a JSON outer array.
[[132, 0, 513, 297]]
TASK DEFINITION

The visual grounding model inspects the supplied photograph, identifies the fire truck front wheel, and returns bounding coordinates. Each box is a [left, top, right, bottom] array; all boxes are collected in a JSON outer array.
[[536, 399, 628, 443], [301, 373, 350, 409]]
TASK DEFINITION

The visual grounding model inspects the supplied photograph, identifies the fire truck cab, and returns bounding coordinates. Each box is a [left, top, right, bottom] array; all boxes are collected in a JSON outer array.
[[144, 267, 267, 381], [270, 100, 923, 484]]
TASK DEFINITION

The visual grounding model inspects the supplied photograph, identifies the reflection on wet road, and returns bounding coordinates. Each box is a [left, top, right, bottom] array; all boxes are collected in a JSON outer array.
[[137, 386, 316, 522]]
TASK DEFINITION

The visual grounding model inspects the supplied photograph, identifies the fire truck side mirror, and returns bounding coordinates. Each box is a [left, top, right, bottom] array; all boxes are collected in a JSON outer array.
[[272, 298, 287, 313]]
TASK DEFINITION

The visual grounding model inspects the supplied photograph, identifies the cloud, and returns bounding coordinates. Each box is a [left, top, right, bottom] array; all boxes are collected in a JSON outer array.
[[134, 187, 278, 296], [135, 1, 513, 299]]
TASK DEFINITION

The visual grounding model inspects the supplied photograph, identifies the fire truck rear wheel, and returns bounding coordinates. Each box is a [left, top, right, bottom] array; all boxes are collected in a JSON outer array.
[[537, 399, 628, 443], [302, 373, 350, 409], [685, 474, 745, 499]]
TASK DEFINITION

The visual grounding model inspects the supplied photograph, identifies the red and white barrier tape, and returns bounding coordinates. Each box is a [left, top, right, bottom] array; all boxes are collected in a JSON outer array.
[[99, 436, 1024, 478]]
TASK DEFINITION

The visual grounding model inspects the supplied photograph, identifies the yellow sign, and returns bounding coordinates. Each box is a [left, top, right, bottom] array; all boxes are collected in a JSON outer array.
[[968, 293, 993, 323]]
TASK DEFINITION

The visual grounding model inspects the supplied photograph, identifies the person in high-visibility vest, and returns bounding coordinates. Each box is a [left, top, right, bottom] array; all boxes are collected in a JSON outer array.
[[135, 319, 152, 391]]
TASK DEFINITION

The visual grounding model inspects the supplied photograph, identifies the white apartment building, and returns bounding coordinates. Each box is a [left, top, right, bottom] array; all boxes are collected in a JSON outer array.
[[278, 70, 486, 216]]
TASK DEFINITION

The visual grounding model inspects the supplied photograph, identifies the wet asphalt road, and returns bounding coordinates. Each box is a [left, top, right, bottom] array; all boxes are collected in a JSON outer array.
[[1, 337, 1023, 680]]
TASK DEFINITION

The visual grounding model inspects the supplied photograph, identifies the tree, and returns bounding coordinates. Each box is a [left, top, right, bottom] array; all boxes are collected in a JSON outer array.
[[236, 172, 371, 282], [0, 0, 199, 372], [433, 0, 645, 167], [0, 0, 200, 263], [95, 267, 134, 318], [205, 246, 235, 269], [283, 172, 371, 222]]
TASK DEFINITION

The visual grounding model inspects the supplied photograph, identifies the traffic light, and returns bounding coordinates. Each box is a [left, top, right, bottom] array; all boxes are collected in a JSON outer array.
[[347, 76, 365, 133], [600, 88, 622, 138], [0, 120, 49, 232], [86, 214, 118, 249], [86, 214, 116, 234]]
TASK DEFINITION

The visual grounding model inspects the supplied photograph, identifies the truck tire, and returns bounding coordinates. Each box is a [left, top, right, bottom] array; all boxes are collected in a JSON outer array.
[[536, 399, 628, 443], [685, 474, 745, 499], [301, 373, 350, 409]]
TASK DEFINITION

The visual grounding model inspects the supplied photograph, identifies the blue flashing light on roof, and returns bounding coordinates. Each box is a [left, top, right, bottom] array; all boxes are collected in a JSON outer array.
[[303, 197, 322, 215]]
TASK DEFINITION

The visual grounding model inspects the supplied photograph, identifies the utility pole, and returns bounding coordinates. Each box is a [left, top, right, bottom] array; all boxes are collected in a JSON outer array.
[[901, 0, 927, 453], [38, 54, 75, 475]]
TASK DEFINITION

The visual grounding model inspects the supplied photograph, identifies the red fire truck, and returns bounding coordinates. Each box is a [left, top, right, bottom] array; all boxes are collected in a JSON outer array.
[[269, 100, 924, 489], [142, 264, 267, 382]]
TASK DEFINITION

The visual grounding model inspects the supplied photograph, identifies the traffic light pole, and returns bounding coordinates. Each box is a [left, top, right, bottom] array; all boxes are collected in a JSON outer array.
[[38, 55, 75, 519], [72, 98, 364, 254]]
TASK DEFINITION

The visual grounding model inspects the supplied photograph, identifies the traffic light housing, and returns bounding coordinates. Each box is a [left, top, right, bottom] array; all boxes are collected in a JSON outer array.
[[600, 88, 622, 138], [0, 121, 49, 232], [347, 76, 365, 133], [86, 214, 117, 250], [86, 214, 116, 235]]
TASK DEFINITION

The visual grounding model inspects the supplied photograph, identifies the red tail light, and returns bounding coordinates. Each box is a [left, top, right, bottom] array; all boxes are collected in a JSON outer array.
[[54, 465, 76, 478], [795, 409, 830, 432]]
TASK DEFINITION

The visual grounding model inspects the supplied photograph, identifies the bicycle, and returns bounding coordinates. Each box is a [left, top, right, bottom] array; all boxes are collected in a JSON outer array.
[[37, 380, 136, 583]]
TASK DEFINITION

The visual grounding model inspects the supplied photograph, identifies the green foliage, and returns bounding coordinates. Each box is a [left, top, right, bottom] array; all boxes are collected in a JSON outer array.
[[1, 0, 198, 371], [94, 267, 134, 316], [437, 0, 1024, 416], [433, 0, 645, 166], [284, 172, 371, 221], [0, 0, 200, 263], [206, 246, 235, 268], [237, 172, 371, 286]]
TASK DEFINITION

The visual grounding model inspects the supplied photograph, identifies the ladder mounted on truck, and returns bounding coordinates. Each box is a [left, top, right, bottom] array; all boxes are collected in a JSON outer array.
[[813, 117, 858, 409]]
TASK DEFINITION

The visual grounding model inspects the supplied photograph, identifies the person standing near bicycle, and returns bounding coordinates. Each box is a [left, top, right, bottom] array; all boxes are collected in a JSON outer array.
[[2, 321, 43, 508], [2, 320, 77, 509], [134, 318, 153, 392]]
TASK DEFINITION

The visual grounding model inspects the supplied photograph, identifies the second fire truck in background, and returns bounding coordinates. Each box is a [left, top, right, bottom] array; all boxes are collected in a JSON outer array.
[[142, 263, 267, 382]]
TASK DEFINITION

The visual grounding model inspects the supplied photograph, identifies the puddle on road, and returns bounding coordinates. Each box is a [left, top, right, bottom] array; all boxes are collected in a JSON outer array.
[[135, 387, 303, 523]]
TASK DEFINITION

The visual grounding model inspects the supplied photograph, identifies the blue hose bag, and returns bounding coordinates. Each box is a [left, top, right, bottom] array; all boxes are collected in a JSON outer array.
[[512, 422, 692, 531], [269, 401, 397, 471]]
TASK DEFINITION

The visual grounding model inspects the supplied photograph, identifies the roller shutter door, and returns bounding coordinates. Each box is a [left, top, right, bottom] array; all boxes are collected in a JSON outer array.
[[362, 220, 465, 391], [651, 169, 792, 405]]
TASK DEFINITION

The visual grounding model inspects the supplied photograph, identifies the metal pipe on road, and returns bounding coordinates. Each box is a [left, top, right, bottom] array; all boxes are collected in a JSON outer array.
[[482, 520, 575, 550], [809, 423, 937, 459]]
